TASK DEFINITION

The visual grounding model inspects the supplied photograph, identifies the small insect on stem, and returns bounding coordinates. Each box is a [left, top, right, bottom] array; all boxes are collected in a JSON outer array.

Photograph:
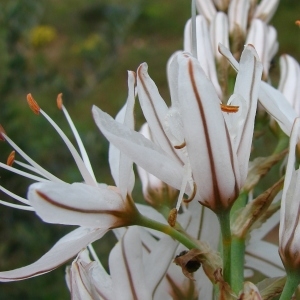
[[220, 103, 239, 113]]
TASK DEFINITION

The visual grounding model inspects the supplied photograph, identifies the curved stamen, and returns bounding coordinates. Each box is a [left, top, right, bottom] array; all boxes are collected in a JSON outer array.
[[0, 185, 30, 205], [14, 160, 44, 176], [57, 94, 96, 182], [0, 131, 63, 183], [0, 200, 34, 211], [0, 163, 50, 182], [27, 94, 97, 187], [183, 182, 197, 203]]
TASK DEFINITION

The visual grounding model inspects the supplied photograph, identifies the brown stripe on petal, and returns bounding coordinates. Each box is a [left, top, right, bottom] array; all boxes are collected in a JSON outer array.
[[187, 59, 222, 210], [137, 66, 182, 164], [75, 264, 94, 298], [121, 233, 138, 300], [36, 190, 123, 218]]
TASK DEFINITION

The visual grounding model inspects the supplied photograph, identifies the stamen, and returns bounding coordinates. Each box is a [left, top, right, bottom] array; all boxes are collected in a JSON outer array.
[[0, 200, 34, 211], [0, 133, 63, 183], [168, 208, 178, 227], [39, 108, 97, 186], [27, 94, 40, 115], [0, 124, 6, 141], [220, 103, 239, 113], [7, 151, 15, 166], [295, 20, 300, 27], [14, 160, 44, 176], [57, 100, 96, 182], [0, 185, 30, 205], [183, 182, 197, 203], [174, 141, 186, 149], [0, 162, 51, 182], [57, 93, 63, 110]]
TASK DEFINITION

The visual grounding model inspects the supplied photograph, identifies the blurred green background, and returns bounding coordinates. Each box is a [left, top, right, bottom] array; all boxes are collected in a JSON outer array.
[[0, 0, 299, 298]]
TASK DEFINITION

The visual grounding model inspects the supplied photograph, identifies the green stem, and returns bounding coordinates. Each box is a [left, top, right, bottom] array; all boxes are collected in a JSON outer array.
[[217, 209, 232, 285], [230, 192, 247, 294], [136, 213, 200, 250], [230, 236, 245, 294], [279, 273, 300, 300]]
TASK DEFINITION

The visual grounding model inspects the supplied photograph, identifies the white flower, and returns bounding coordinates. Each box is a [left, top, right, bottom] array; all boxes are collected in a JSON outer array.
[[94, 45, 262, 214], [279, 118, 300, 272], [0, 74, 139, 281], [66, 226, 182, 300], [219, 43, 298, 137]]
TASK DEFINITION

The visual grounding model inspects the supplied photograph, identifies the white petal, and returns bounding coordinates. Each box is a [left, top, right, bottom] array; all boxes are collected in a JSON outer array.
[[109, 71, 136, 197], [233, 45, 263, 182], [137, 63, 182, 164], [228, 0, 250, 35], [0, 227, 106, 282], [177, 53, 240, 209], [278, 55, 300, 115], [185, 17, 223, 98], [93, 106, 185, 192], [195, 0, 217, 23], [28, 182, 126, 228], [68, 249, 113, 300], [109, 227, 152, 300], [253, 0, 280, 23], [210, 12, 229, 62], [145, 235, 179, 294]]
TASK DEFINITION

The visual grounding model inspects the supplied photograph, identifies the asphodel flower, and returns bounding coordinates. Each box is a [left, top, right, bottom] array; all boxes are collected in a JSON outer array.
[[66, 226, 184, 300], [279, 118, 300, 273], [219, 43, 298, 137], [93, 44, 262, 214], [196, 0, 279, 27], [0, 72, 141, 281]]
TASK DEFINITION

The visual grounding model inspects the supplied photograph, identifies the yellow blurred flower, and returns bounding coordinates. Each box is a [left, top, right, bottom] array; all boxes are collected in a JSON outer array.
[[30, 25, 57, 49]]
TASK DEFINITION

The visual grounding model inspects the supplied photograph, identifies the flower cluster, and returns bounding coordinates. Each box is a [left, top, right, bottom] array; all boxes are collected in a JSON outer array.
[[1, 0, 300, 299]]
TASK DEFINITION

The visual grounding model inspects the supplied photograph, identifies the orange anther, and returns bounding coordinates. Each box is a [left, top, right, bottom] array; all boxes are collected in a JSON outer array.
[[296, 20, 300, 27], [57, 93, 63, 110], [168, 208, 178, 227], [7, 151, 15, 166], [220, 103, 239, 113], [27, 94, 40, 115], [174, 141, 186, 149]]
